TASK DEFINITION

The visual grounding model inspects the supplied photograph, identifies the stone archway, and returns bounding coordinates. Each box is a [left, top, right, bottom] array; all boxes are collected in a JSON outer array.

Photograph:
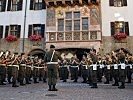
[[57, 48, 91, 61], [28, 49, 45, 59]]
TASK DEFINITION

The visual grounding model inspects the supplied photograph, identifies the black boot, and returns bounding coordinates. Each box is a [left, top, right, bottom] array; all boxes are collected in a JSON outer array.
[[48, 85, 52, 91], [118, 82, 125, 89], [89, 82, 93, 86], [73, 79, 77, 82], [0, 81, 6, 85], [8, 80, 12, 84], [104, 80, 109, 84], [39, 77, 42, 81], [112, 82, 119, 86], [34, 78, 39, 83], [20, 80, 25, 86], [26, 79, 31, 84], [112, 80, 119, 86], [63, 79, 67, 82], [43, 79, 47, 83], [52, 85, 58, 91], [82, 78, 87, 83], [126, 79, 131, 83], [91, 83, 98, 88], [12, 82, 19, 87]]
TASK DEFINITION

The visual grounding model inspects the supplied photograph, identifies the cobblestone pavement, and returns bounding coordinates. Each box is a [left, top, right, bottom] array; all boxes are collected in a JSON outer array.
[[0, 78, 133, 100]]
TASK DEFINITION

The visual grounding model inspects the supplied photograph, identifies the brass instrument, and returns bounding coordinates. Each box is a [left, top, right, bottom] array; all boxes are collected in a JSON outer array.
[[5, 51, 9, 58], [0, 51, 4, 58]]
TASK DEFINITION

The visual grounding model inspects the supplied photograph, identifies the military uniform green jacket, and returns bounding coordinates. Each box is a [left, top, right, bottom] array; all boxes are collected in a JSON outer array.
[[44, 50, 62, 63]]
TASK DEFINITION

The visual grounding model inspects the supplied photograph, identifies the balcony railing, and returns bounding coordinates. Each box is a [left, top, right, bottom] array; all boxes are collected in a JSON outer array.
[[46, 31, 101, 42]]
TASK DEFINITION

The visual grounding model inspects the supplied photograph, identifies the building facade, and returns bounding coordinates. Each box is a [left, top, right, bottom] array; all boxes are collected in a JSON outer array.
[[45, 0, 133, 58], [0, 0, 46, 56], [45, 0, 101, 58], [0, 0, 133, 57], [101, 0, 133, 55]]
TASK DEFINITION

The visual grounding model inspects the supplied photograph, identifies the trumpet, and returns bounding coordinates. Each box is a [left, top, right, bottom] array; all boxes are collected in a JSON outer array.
[[0, 51, 4, 58], [5, 51, 9, 58]]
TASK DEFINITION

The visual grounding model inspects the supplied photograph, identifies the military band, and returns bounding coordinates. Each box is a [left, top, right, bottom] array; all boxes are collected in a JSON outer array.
[[0, 48, 132, 90]]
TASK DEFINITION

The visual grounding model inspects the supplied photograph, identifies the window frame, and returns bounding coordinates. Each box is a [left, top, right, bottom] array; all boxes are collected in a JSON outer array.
[[58, 19, 64, 32], [11, 0, 18, 11], [0, 0, 2, 11], [7, 0, 23, 11], [65, 20, 72, 32], [10, 25, 19, 36], [74, 20, 80, 31], [28, 24, 45, 38], [57, 11, 90, 32], [30, 0, 46, 10], [0, 25, 3, 38], [110, 21, 129, 36], [82, 18, 89, 30], [109, 0, 127, 7], [114, 0, 124, 7], [34, 0, 42, 10], [33, 24, 42, 35]]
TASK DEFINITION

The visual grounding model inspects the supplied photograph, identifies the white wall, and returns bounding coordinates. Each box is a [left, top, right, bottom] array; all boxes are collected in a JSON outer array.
[[101, 0, 133, 36], [0, 0, 46, 38]]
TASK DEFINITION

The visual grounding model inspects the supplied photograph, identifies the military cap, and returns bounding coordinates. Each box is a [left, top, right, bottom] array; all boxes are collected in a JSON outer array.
[[14, 52, 18, 54], [21, 53, 25, 56]]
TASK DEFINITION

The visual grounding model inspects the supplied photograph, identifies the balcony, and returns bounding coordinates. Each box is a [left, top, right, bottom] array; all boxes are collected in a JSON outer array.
[[46, 31, 101, 42]]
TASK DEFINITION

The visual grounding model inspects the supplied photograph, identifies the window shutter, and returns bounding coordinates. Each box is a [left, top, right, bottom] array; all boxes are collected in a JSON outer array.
[[7, 0, 11, 11], [110, 22, 115, 36], [123, 0, 127, 6], [17, 25, 21, 38], [17, 0, 23, 11], [30, 0, 34, 10], [41, 24, 45, 38], [125, 22, 129, 36], [28, 25, 32, 37], [42, 0, 46, 9], [2, 0, 7, 12], [0, 26, 3, 38], [5, 26, 9, 38], [109, 0, 114, 6]]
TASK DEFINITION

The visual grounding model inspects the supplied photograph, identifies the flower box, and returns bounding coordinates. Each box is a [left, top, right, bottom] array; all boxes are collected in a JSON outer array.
[[113, 33, 127, 41], [6, 35, 18, 42], [29, 35, 42, 41]]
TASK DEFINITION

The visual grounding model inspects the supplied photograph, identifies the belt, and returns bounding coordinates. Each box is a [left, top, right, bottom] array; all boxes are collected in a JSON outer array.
[[35, 67, 44, 69], [60, 65, 68, 68], [82, 65, 88, 69], [82, 65, 87, 67], [12, 65, 19, 70], [20, 64, 26, 66], [26, 65, 32, 68], [100, 64, 104, 68], [71, 66, 78, 68], [107, 65, 111, 70], [12, 65, 19, 67], [119, 63, 126, 69], [7, 65, 12, 67], [0, 64, 6, 66], [114, 64, 118, 69], [90, 64, 97, 70], [47, 62, 58, 64]]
